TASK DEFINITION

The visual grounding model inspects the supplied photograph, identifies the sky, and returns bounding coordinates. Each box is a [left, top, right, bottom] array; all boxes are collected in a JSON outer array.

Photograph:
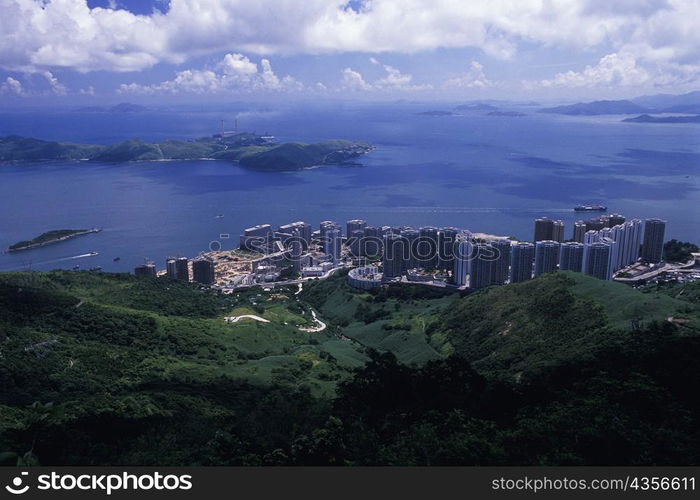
[[1, 0, 699, 104]]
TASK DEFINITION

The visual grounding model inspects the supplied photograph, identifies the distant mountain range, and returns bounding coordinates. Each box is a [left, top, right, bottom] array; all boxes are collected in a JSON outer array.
[[74, 102, 149, 113], [539, 90, 700, 116], [622, 114, 700, 123]]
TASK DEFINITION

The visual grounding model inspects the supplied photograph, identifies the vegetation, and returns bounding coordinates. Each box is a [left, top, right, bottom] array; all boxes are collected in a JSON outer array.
[[1, 269, 699, 465], [8, 229, 96, 251], [0, 135, 372, 171], [663, 239, 699, 262]]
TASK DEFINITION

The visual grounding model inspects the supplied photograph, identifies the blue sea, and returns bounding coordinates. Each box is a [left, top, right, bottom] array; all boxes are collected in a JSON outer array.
[[1, 101, 698, 273]]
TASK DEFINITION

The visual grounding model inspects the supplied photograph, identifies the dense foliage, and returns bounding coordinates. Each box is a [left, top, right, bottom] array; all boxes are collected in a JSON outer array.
[[1, 269, 699, 465], [663, 239, 699, 262], [8, 229, 91, 250]]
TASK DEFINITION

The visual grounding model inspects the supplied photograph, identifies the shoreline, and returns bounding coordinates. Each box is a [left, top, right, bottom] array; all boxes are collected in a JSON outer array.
[[5, 228, 102, 253]]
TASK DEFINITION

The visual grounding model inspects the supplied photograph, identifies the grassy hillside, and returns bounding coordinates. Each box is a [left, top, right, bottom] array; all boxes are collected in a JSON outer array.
[[441, 272, 699, 379], [0, 271, 369, 464], [300, 271, 456, 364], [2, 269, 700, 465]]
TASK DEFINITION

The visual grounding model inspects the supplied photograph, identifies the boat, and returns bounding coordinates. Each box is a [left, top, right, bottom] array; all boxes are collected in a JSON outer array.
[[72, 265, 80, 270], [574, 204, 607, 212], [88, 251, 99, 256], [113, 257, 120, 262], [89, 266, 102, 272], [215, 214, 224, 218]]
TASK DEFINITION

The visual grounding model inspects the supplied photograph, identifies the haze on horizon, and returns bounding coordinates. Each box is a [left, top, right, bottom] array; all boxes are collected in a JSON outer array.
[[1, 0, 699, 105]]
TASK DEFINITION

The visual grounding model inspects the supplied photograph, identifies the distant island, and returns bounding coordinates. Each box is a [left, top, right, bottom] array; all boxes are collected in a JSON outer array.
[[487, 110, 525, 117], [539, 91, 700, 116], [74, 102, 149, 113], [6, 228, 101, 252], [622, 114, 700, 124], [539, 100, 650, 115], [416, 103, 525, 117], [0, 134, 373, 171]]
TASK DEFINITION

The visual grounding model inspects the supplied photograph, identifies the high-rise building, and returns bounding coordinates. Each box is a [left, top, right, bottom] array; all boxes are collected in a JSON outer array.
[[192, 258, 215, 285], [401, 228, 420, 270], [438, 227, 460, 269], [641, 218, 666, 263], [559, 242, 584, 272], [289, 229, 304, 271], [534, 240, 560, 276], [240, 224, 273, 253], [278, 221, 311, 249], [490, 239, 512, 285], [584, 240, 613, 280], [324, 228, 342, 264], [552, 220, 565, 243], [167, 257, 189, 280], [417, 226, 439, 268], [467, 243, 494, 290], [534, 217, 564, 242], [608, 213, 626, 227], [452, 232, 473, 287], [134, 263, 156, 277], [620, 219, 642, 267], [510, 242, 534, 283], [534, 217, 554, 242], [362, 226, 383, 256], [346, 219, 367, 238], [573, 220, 587, 243], [348, 229, 365, 258], [585, 219, 605, 232], [382, 233, 408, 279]]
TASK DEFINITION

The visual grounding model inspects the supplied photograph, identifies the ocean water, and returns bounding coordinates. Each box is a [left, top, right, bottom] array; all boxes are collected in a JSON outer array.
[[0, 101, 698, 273]]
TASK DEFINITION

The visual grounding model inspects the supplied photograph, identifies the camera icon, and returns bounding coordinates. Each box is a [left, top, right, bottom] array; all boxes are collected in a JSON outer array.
[[5, 471, 29, 495]]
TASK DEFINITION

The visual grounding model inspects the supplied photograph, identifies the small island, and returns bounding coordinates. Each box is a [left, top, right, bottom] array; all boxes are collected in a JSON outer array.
[[0, 133, 374, 172], [6, 228, 101, 252], [622, 114, 700, 124]]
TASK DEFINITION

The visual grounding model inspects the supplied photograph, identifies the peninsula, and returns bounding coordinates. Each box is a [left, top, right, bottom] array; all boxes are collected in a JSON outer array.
[[0, 134, 373, 172], [6, 228, 101, 252]]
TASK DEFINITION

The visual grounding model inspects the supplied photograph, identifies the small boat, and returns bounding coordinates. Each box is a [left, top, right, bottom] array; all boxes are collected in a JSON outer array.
[[113, 257, 120, 262], [72, 265, 80, 270], [89, 266, 102, 272], [88, 251, 99, 256], [215, 214, 224, 218]]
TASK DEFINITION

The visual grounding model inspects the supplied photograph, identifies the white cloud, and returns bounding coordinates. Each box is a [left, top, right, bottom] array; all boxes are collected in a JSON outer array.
[[41, 71, 68, 95], [445, 61, 492, 88], [118, 53, 301, 94], [0, 76, 23, 95], [341, 67, 371, 91], [80, 85, 96, 95], [539, 51, 700, 88], [1, 0, 697, 78]]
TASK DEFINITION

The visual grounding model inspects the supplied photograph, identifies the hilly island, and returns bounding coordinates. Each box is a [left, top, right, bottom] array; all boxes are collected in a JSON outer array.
[[1, 269, 699, 466], [0, 134, 373, 171]]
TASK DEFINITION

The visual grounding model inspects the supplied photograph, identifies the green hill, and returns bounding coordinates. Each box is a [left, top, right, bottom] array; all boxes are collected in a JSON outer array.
[[2, 269, 699, 465], [0, 135, 372, 170], [441, 272, 699, 379]]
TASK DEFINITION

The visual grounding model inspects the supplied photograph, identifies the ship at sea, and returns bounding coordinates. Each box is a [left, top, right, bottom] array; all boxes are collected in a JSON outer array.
[[574, 204, 607, 212]]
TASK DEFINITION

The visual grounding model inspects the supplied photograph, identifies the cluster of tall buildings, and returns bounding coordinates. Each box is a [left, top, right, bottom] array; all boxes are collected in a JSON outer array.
[[133, 213, 668, 291], [134, 255, 215, 285]]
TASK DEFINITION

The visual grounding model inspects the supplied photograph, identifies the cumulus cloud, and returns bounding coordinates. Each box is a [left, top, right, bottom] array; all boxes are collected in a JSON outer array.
[[539, 51, 700, 88], [445, 61, 492, 88], [41, 71, 68, 95], [341, 59, 429, 91], [2, 0, 698, 79], [118, 53, 301, 94], [0, 76, 23, 95], [341, 67, 371, 91]]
